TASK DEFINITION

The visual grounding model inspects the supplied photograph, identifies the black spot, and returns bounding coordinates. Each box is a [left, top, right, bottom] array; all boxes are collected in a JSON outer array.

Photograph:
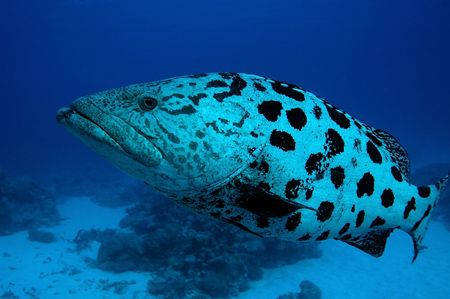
[[418, 186, 431, 198], [366, 132, 383, 147], [189, 142, 198, 151], [367, 141, 382, 164], [271, 81, 305, 101], [391, 166, 403, 182], [188, 93, 207, 105], [353, 139, 362, 152], [316, 201, 334, 222], [354, 121, 362, 130], [298, 234, 311, 241], [411, 204, 432, 232], [250, 131, 258, 137], [249, 161, 258, 169], [381, 188, 395, 208], [404, 197, 416, 219], [258, 182, 271, 192], [189, 82, 197, 86], [356, 172, 375, 198], [219, 72, 233, 79], [286, 108, 307, 131], [254, 82, 266, 92], [258, 160, 270, 173], [285, 179, 301, 199], [316, 230, 330, 241], [236, 184, 300, 217], [370, 216, 386, 228], [206, 80, 228, 88], [189, 73, 208, 78], [356, 210, 365, 227], [325, 104, 350, 129], [313, 106, 322, 119], [270, 130, 296, 151], [258, 100, 283, 122], [339, 223, 350, 235], [213, 74, 247, 102], [305, 153, 324, 175], [330, 166, 345, 189], [305, 188, 314, 200], [257, 216, 269, 228], [285, 213, 302, 231], [341, 234, 352, 240], [351, 205, 355, 212], [325, 129, 345, 157]]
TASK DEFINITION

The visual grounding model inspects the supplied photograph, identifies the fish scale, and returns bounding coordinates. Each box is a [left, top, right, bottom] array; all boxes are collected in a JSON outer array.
[[57, 72, 449, 262]]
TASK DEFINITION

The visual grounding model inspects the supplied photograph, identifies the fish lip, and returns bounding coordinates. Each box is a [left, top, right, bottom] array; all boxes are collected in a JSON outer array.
[[57, 100, 163, 167]]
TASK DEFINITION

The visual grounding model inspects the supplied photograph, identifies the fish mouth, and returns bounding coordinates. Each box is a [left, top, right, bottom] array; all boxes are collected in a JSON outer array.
[[56, 99, 162, 168]]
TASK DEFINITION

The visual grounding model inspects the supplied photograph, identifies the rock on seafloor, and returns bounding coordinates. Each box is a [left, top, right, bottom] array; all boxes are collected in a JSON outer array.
[[72, 182, 323, 299], [0, 169, 60, 235], [276, 280, 322, 299]]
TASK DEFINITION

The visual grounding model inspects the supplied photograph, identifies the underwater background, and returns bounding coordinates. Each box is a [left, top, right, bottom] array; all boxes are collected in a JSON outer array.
[[1, 0, 450, 298]]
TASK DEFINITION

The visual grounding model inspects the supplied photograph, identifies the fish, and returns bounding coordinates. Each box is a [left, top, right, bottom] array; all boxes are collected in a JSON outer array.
[[56, 72, 449, 261]]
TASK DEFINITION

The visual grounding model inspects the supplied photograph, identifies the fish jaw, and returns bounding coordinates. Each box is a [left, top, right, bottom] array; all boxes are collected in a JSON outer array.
[[56, 99, 163, 177]]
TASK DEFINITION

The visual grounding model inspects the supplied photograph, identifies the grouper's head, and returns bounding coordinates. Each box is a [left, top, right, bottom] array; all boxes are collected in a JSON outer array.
[[57, 73, 266, 197]]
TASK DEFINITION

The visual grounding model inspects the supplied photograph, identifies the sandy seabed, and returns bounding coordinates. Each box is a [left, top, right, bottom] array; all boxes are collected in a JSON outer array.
[[1, 197, 449, 299]]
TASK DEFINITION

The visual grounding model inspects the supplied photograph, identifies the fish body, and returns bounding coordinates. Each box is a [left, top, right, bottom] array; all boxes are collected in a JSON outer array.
[[57, 72, 448, 260]]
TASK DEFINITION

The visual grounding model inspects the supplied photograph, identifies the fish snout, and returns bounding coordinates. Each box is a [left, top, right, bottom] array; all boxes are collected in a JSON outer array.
[[56, 107, 74, 124]]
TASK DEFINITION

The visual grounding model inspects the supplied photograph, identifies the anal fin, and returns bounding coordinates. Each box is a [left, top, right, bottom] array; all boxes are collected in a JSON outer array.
[[343, 229, 394, 257]]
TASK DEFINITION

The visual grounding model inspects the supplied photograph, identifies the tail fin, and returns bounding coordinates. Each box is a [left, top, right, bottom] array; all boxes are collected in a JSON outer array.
[[409, 173, 449, 262]]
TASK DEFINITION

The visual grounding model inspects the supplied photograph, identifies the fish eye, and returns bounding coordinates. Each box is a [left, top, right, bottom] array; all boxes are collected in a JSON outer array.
[[139, 96, 158, 111]]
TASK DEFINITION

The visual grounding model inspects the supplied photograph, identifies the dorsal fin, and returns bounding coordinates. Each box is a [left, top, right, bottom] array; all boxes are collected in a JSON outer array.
[[343, 229, 393, 257], [373, 128, 410, 181]]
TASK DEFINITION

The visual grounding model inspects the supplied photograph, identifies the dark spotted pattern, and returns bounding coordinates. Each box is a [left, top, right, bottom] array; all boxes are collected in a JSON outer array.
[[270, 130, 296, 151], [325, 129, 344, 157], [411, 204, 432, 232], [305, 153, 324, 176], [356, 172, 375, 198], [391, 166, 403, 182], [285, 213, 302, 231], [188, 93, 207, 105], [339, 223, 350, 235], [404, 197, 416, 219], [316, 230, 330, 241], [206, 80, 228, 88], [316, 201, 334, 222], [418, 186, 431, 198], [213, 74, 247, 102], [313, 105, 322, 119], [330, 166, 345, 189], [367, 141, 382, 164], [305, 188, 314, 200], [356, 210, 365, 227], [254, 82, 266, 92], [351, 205, 355, 212], [366, 132, 383, 147], [271, 81, 305, 102], [285, 179, 305, 199], [286, 108, 307, 131], [370, 216, 386, 228], [325, 104, 350, 129], [381, 189, 395, 208], [298, 234, 311, 241], [258, 100, 283, 122]]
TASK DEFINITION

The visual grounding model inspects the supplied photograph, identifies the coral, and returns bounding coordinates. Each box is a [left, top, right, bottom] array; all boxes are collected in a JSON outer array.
[[0, 171, 60, 235], [276, 280, 322, 299], [45, 166, 137, 207], [27, 229, 56, 243], [84, 182, 322, 299]]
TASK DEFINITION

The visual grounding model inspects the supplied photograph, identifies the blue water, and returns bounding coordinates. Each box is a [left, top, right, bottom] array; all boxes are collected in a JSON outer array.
[[1, 0, 450, 298]]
